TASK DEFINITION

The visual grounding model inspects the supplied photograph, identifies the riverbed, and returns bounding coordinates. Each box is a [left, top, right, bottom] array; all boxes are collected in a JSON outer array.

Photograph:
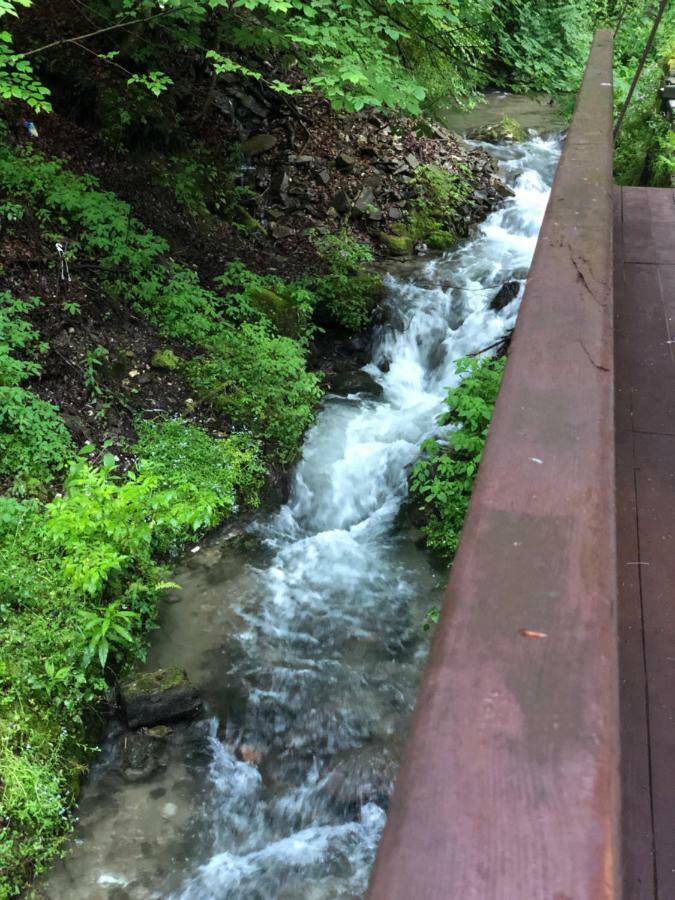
[[41, 107, 562, 900]]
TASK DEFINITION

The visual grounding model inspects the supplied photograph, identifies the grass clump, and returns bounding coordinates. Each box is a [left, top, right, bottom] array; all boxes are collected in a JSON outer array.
[[135, 417, 266, 551]]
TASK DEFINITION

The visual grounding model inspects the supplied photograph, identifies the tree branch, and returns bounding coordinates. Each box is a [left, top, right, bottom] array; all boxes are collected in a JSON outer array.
[[23, 6, 192, 58]]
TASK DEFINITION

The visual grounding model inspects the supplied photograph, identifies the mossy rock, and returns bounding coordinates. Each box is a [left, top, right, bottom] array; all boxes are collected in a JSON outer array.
[[380, 233, 413, 256], [469, 115, 527, 144], [234, 204, 264, 233], [150, 348, 181, 370], [427, 230, 457, 251], [119, 667, 202, 728], [247, 285, 301, 338]]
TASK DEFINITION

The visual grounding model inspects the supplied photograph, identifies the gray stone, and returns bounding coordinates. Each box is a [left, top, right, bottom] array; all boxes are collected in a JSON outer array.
[[336, 152, 356, 171], [270, 223, 294, 240], [116, 732, 167, 783], [316, 169, 331, 186], [404, 152, 420, 170], [240, 133, 277, 157], [387, 206, 402, 220], [119, 668, 202, 729], [320, 743, 397, 812], [353, 186, 375, 215]]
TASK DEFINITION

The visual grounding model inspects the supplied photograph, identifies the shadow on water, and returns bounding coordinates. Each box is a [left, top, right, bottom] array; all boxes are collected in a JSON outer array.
[[39, 100, 562, 900]]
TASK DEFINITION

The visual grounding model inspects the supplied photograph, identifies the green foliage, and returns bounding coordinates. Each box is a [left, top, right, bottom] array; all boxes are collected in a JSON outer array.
[[186, 323, 322, 463], [0, 420, 266, 895], [393, 164, 472, 249], [0, 143, 322, 462], [214, 260, 316, 339], [410, 355, 505, 559], [0, 292, 74, 488], [134, 417, 266, 550], [308, 229, 383, 331], [613, 8, 675, 186]]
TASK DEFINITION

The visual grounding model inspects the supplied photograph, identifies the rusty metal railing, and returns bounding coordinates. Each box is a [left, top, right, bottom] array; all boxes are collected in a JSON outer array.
[[368, 30, 618, 899]]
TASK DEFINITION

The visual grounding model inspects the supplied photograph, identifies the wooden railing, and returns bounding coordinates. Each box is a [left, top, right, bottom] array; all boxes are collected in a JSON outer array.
[[368, 31, 618, 899]]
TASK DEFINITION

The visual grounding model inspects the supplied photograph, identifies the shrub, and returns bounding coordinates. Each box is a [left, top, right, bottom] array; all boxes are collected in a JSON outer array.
[[410, 355, 505, 559], [134, 417, 266, 551], [186, 324, 322, 463], [0, 292, 73, 488], [308, 229, 383, 331]]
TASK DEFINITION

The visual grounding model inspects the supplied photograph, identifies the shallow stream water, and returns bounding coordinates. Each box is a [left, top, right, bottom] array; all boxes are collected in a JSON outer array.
[[42, 112, 561, 900]]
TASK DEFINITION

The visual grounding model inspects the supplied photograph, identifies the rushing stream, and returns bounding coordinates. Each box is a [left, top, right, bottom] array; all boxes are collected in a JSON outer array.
[[42, 128, 561, 900]]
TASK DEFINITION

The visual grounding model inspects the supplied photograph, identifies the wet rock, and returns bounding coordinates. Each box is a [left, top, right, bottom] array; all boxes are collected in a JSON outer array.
[[116, 732, 167, 783], [320, 743, 398, 812], [380, 233, 413, 256], [490, 280, 521, 311], [336, 151, 356, 172], [235, 743, 263, 766], [492, 178, 515, 199], [119, 668, 202, 729], [240, 133, 277, 157], [326, 368, 383, 398]]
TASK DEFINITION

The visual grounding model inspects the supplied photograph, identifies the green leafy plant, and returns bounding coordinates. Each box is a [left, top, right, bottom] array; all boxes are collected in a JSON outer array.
[[410, 355, 505, 559], [308, 229, 383, 331]]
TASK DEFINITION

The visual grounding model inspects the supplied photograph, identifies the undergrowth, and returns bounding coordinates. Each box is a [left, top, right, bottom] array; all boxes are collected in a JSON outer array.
[[0, 418, 265, 895], [410, 354, 505, 567], [0, 138, 322, 463]]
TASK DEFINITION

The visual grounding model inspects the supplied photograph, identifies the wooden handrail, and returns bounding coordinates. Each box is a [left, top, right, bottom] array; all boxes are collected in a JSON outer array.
[[368, 30, 618, 899]]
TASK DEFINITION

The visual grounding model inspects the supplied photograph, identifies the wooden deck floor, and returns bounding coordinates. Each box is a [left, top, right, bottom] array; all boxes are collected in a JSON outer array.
[[615, 185, 675, 899]]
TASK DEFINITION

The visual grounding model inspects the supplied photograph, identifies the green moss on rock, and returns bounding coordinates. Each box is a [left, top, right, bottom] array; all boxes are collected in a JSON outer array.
[[427, 230, 457, 251], [247, 285, 301, 338], [121, 667, 186, 697], [150, 348, 181, 370], [470, 115, 527, 143], [380, 233, 413, 256]]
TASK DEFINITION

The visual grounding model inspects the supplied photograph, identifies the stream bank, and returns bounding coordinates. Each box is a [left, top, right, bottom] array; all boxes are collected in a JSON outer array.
[[37, 103, 562, 900]]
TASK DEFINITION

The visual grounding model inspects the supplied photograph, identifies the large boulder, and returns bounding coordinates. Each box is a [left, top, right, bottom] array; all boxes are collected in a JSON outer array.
[[240, 133, 277, 156], [119, 668, 202, 729]]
